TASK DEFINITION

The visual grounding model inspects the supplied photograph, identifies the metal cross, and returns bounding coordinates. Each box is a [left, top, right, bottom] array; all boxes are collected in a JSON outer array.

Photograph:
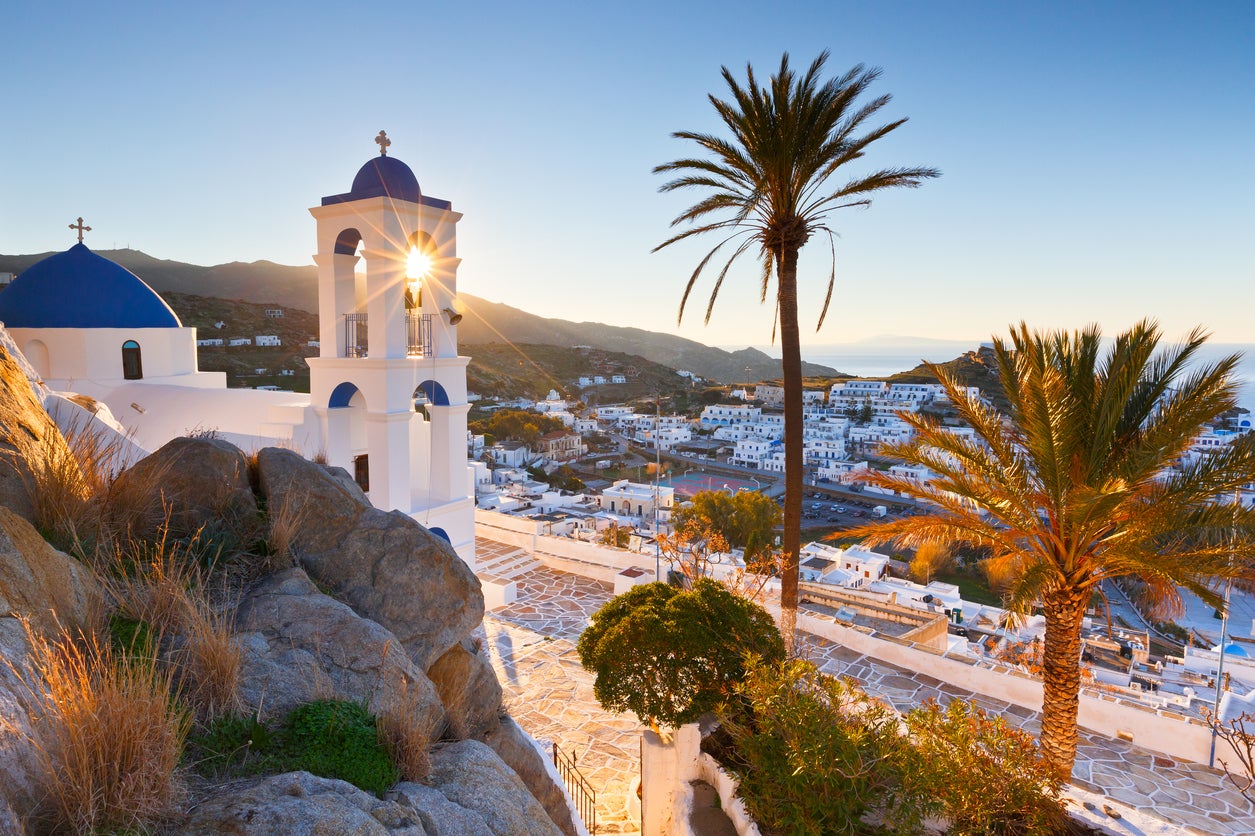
[[69, 217, 91, 242], [375, 130, 391, 156]]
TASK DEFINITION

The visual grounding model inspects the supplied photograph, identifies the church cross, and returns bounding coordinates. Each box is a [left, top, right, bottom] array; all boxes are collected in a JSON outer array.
[[375, 130, 391, 156], [69, 217, 92, 242]]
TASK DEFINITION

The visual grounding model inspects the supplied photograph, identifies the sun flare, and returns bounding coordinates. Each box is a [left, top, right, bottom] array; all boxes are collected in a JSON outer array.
[[406, 247, 432, 279]]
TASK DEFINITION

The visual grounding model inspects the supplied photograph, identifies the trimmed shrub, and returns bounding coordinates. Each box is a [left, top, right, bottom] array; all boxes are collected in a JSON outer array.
[[577, 578, 784, 728]]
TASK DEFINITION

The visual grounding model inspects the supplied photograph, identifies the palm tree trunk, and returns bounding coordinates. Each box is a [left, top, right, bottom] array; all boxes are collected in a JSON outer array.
[[1039, 585, 1089, 779], [777, 248, 804, 656]]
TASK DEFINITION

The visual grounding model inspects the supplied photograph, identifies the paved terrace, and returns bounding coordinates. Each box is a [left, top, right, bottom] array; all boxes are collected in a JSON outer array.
[[476, 565, 1255, 835]]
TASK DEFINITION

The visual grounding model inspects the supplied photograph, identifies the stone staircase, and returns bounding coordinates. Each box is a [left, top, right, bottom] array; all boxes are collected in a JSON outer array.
[[475, 544, 540, 609]]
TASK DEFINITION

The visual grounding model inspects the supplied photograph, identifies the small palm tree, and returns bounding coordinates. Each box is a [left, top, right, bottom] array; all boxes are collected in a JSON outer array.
[[847, 320, 1255, 778], [654, 51, 938, 649]]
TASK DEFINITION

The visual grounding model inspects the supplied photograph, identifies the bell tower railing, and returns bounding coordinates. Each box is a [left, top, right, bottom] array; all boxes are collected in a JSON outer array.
[[343, 312, 432, 358]]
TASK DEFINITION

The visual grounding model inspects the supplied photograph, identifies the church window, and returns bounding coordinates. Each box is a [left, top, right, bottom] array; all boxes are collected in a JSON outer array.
[[353, 454, 370, 492], [122, 340, 143, 380]]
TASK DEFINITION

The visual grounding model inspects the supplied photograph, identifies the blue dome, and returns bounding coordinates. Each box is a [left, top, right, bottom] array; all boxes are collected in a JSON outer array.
[[0, 243, 181, 329], [348, 156, 421, 203]]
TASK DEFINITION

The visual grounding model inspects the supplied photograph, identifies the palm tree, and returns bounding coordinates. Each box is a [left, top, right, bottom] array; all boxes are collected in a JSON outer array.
[[847, 320, 1255, 778], [653, 52, 938, 650]]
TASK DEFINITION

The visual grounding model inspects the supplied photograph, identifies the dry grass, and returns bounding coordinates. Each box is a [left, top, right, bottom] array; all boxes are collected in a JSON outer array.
[[105, 533, 243, 723], [262, 489, 307, 573], [175, 595, 242, 722], [4, 617, 189, 834], [376, 683, 437, 782]]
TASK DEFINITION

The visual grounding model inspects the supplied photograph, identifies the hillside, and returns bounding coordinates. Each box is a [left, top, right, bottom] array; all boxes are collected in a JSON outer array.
[[889, 345, 1008, 411], [0, 248, 843, 383]]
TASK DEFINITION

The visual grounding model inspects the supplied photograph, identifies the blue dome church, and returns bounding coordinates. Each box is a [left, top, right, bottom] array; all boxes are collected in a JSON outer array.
[[0, 219, 222, 389]]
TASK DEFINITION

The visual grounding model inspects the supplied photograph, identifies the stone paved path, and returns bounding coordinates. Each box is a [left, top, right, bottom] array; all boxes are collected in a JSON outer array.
[[481, 567, 1255, 835]]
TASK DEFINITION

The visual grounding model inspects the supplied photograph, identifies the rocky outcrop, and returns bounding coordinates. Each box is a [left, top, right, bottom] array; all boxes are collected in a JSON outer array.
[[427, 740, 565, 836], [427, 639, 503, 740], [0, 618, 40, 830], [234, 568, 444, 735], [482, 716, 579, 836], [0, 342, 60, 525], [385, 783, 493, 835], [255, 447, 483, 669], [0, 509, 104, 828], [172, 771, 426, 835], [106, 436, 257, 539], [0, 506, 103, 637]]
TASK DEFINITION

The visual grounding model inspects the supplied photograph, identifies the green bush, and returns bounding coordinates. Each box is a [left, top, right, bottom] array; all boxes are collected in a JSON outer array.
[[188, 700, 398, 796], [190, 712, 274, 776], [721, 659, 920, 834], [577, 578, 784, 728], [276, 700, 398, 795], [902, 700, 1065, 835], [108, 613, 156, 660]]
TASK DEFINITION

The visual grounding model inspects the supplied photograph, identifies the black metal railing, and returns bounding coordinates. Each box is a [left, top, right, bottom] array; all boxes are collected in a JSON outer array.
[[553, 742, 596, 833], [342, 312, 432, 358], [406, 312, 432, 357]]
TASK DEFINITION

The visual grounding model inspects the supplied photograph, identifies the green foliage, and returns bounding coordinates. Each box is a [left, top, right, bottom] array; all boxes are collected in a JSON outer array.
[[720, 663, 1065, 835], [108, 613, 156, 661], [674, 489, 781, 564], [188, 700, 398, 796], [902, 700, 1065, 835], [577, 579, 783, 728], [189, 712, 274, 776], [722, 659, 919, 834], [468, 408, 567, 444], [1155, 620, 1190, 645], [277, 700, 397, 795], [598, 522, 632, 548]]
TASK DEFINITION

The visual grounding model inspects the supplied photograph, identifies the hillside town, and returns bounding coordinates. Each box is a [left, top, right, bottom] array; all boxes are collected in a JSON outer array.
[[469, 375, 1255, 728]]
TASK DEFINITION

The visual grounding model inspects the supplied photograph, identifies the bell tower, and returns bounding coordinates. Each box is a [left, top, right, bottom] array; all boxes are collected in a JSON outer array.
[[307, 132, 474, 563]]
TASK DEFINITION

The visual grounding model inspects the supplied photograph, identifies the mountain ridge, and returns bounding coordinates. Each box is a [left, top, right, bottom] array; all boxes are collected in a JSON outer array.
[[0, 248, 843, 383]]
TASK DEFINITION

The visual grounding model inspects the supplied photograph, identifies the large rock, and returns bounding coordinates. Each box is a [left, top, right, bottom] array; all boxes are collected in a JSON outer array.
[[385, 783, 493, 836], [426, 740, 564, 836], [255, 448, 483, 669], [0, 618, 40, 830], [427, 639, 502, 740], [482, 716, 579, 836], [172, 771, 425, 835], [0, 506, 103, 637], [234, 568, 444, 736], [0, 342, 59, 524], [107, 436, 257, 540]]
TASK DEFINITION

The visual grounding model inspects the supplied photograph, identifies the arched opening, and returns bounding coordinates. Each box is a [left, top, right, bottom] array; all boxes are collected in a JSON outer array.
[[428, 526, 451, 544], [121, 340, 142, 380], [413, 380, 450, 409], [23, 339, 49, 378], [328, 382, 368, 491], [334, 228, 363, 255]]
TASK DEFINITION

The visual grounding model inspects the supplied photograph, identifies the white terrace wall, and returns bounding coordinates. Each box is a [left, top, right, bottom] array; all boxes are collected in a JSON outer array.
[[776, 605, 1218, 766], [475, 509, 657, 584]]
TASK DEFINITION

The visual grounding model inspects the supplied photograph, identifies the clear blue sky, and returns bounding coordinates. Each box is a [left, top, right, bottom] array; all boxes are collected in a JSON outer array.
[[4, 0, 1252, 350]]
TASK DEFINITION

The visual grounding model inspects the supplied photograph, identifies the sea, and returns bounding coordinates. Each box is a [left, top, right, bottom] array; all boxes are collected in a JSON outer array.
[[738, 340, 1255, 406]]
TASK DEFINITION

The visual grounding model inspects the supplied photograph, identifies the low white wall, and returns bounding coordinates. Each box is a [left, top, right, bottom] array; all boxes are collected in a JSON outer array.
[[781, 605, 1217, 765]]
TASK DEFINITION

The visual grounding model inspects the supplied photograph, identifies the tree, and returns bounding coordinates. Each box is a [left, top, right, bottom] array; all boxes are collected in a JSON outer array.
[[908, 541, 953, 585], [576, 578, 784, 729], [598, 522, 631, 548], [673, 488, 781, 568], [846, 321, 1255, 778], [654, 52, 938, 651]]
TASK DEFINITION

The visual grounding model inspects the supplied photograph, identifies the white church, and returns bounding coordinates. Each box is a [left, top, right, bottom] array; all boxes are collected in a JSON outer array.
[[0, 133, 477, 565]]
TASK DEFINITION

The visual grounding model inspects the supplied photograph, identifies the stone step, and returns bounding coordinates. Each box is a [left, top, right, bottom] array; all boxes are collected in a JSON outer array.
[[476, 548, 540, 580]]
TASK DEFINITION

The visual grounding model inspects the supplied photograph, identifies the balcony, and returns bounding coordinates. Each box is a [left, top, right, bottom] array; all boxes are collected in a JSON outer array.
[[344, 312, 432, 358]]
